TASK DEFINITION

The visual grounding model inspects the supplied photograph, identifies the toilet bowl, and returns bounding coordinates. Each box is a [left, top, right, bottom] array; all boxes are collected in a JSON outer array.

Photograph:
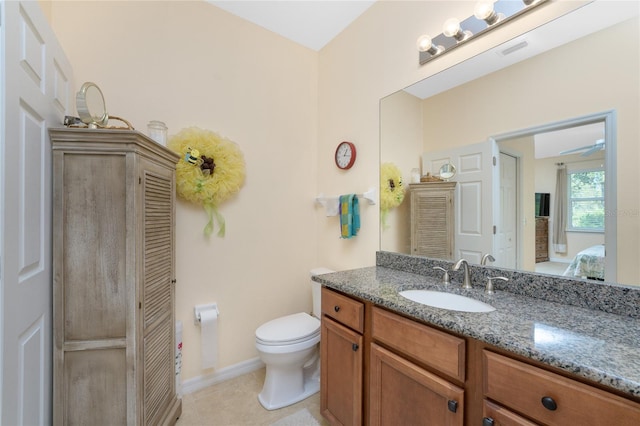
[[255, 268, 333, 410]]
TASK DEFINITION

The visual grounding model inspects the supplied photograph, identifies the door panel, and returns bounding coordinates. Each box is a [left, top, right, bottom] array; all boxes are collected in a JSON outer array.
[[497, 153, 518, 268], [423, 140, 498, 264], [1, 2, 74, 424]]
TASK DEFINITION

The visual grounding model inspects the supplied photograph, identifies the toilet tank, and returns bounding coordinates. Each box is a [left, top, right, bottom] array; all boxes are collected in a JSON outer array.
[[310, 268, 334, 318]]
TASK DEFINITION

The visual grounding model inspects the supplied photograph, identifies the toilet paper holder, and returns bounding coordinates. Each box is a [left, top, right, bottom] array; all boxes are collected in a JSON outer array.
[[194, 303, 219, 325]]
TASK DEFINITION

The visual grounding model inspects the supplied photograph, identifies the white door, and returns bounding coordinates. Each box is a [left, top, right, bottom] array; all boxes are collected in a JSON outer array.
[[423, 140, 499, 265], [497, 153, 517, 268], [1, 2, 73, 424]]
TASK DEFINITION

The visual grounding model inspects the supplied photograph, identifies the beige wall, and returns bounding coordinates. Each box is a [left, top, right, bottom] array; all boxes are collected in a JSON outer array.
[[43, 0, 604, 383], [420, 18, 639, 284], [49, 1, 318, 381]]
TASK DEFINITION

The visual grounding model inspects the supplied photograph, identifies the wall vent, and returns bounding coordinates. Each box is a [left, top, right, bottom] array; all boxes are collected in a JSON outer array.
[[499, 40, 529, 56]]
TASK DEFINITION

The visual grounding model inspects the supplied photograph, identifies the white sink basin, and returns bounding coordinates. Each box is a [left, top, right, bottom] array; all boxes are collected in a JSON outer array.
[[399, 290, 495, 313]]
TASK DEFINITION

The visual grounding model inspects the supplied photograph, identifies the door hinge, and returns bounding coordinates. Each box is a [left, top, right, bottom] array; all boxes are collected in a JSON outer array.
[[493, 156, 497, 166], [493, 225, 497, 234], [139, 302, 142, 309], [139, 177, 142, 184]]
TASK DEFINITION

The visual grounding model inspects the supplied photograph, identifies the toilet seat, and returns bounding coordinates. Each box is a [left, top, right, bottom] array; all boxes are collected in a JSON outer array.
[[256, 312, 320, 346]]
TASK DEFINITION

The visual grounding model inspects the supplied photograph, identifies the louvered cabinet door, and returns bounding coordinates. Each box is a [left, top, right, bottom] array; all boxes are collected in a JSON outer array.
[[141, 162, 177, 425], [410, 182, 456, 260]]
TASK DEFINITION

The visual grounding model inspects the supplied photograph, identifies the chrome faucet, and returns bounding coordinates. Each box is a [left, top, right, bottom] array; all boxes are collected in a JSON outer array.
[[486, 276, 508, 294], [453, 259, 472, 289], [481, 254, 495, 266], [433, 266, 451, 285]]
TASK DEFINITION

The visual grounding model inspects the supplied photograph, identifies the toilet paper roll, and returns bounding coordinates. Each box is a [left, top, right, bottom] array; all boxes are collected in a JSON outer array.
[[200, 309, 219, 370]]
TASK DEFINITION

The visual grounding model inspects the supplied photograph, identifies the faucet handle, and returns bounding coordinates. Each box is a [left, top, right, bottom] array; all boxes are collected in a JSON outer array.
[[433, 267, 451, 285], [486, 276, 508, 294]]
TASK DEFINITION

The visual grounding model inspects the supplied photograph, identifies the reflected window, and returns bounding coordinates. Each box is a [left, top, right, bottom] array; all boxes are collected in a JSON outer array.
[[567, 168, 605, 232]]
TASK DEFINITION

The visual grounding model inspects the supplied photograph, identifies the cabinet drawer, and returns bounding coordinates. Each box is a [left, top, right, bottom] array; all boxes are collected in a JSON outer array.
[[483, 351, 640, 425], [482, 400, 537, 426], [372, 307, 465, 382], [321, 288, 364, 333]]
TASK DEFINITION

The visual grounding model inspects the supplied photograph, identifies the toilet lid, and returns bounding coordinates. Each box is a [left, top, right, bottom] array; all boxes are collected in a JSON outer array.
[[256, 312, 320, 345]]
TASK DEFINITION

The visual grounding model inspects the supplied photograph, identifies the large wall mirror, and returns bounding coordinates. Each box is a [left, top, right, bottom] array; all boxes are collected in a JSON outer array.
[[380, 1, 639, 286]]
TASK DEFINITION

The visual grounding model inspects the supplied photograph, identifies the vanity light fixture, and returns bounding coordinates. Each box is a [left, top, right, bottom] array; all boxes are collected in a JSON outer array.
[[418, 0, 547, 65]]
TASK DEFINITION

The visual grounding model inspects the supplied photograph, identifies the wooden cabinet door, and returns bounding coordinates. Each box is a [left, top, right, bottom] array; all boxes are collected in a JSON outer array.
[[410, 182, 456, 260], [321, 316, 363, 425], [370, 343, 464, 426], [141, 163, 177, 425]]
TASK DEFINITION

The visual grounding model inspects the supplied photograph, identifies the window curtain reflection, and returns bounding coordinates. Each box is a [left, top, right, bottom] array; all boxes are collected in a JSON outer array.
[[553, 164, 567, 253]]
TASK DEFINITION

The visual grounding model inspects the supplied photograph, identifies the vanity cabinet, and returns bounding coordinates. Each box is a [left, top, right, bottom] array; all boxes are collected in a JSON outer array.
[[410, 182, 456, 260], [50, 129, 181, 425], [320, 288, 364, 425], [483, 350, 640, 425], [370, 308, 465, 425], [535, 217, 549, 263], [320, 286, 640, 426]]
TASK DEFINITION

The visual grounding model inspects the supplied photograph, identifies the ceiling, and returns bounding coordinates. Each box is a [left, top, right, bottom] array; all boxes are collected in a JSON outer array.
[[534, 123, 605, 160], [207, 0, 376, 51]]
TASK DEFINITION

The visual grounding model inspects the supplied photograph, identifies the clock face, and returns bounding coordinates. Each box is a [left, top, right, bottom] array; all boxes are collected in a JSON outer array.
[[335, 141, 356, 170]]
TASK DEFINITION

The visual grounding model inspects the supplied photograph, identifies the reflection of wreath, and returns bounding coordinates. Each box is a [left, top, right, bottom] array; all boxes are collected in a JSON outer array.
[[380, 162, 405, 228], [168, 127, 245, 237]]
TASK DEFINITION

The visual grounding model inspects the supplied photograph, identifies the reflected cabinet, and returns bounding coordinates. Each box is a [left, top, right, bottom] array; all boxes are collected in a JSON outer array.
[[410, 182, 457, 260], [535, 217, 549, 263], [50, 128, 181, 425]]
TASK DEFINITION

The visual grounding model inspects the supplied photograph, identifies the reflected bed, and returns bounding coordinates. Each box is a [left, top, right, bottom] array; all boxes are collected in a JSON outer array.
[[563, 244, 605, 280]]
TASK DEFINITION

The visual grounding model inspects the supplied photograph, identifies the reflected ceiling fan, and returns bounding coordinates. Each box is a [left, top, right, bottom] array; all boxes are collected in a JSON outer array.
[[559, 139, 605, 157]]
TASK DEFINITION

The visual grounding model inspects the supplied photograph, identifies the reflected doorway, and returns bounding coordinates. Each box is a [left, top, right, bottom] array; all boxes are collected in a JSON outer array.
[[494, 111, 615, 282], [497, 153, 518, 269]]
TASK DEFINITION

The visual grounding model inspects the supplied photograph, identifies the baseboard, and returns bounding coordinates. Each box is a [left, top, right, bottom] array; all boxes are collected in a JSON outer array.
[[181, 357, 265, 395], [549, 258, 571, 264]]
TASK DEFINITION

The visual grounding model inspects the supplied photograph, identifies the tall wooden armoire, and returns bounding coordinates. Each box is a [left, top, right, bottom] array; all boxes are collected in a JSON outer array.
[[50, 128, 181, 425]]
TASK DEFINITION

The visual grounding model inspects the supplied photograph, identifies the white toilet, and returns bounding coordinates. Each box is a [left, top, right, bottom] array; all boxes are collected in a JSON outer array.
[[255, 267, 333, 410]]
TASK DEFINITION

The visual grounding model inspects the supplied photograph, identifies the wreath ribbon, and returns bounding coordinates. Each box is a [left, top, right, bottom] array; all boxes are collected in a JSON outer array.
[[204, 203, 226, 238]]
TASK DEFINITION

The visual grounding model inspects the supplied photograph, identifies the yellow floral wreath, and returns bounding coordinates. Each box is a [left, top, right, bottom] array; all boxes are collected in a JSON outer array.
[[168, 127, 246, 237], [380, 162, 405, 228]]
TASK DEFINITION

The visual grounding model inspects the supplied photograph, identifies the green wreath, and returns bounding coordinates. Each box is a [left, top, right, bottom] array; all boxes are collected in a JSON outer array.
[[380, 162, 405, 228], [168, 127, 246, 237]]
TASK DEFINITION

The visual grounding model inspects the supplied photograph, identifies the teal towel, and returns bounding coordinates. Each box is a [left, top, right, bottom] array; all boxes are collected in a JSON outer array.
[[339, 194, 360, 238]]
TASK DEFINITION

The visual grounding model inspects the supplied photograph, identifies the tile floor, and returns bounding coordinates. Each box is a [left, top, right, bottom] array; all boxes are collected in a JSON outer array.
[[175, 368, 329, 426]]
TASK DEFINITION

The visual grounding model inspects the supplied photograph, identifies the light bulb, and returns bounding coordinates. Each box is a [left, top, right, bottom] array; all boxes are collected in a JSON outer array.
[[475, 0, 503, 25], [443, 17, 472, 41], [474, 1, 495, 20], [416, 34, 443, 56], [442, 18, 461, 37], [416, 34, 433, 52]]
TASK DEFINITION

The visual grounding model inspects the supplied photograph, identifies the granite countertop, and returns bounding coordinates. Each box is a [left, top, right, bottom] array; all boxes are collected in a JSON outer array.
[[313, 266, 640, 399]]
